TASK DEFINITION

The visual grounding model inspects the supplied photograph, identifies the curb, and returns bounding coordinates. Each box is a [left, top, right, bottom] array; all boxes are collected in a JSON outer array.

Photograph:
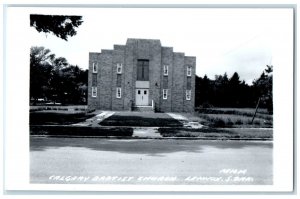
[[30, 135, 273, 141]]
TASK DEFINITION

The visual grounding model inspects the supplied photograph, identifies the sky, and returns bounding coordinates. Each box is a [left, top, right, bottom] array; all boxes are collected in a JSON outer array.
[[28, 7, 293, 84]]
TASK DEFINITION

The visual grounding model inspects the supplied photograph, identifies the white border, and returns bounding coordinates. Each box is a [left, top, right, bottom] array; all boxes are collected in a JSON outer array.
[[2, 2, 296, 195]]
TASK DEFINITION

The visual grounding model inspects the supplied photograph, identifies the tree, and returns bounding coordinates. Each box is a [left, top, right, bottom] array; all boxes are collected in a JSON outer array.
[[194, 71, 257, 108], [50, 65, 87, 105], [229, 72, 241, 85], [226, 72, 242, 107], [214, 73, 229, 106], [30, 46, 55, 103], [30, 46, 88, 105], [30, 14, 83, 41], [53, 57, 68, 70], [252, 65, 273, 113], [195, 75, 214, 108]]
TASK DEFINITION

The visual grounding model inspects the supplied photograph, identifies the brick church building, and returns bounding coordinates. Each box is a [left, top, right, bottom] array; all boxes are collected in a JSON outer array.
[[88, 38, 196, 112]]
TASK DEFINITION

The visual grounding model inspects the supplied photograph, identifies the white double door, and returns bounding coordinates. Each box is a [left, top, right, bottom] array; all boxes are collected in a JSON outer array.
[[135, 89, 149, 106]]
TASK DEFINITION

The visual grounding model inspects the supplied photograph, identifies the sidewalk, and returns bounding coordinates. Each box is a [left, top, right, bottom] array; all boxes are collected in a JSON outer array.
[[71, 111, 115, 127], [166, 113, 203, 129], [132, 127, 162, 138]]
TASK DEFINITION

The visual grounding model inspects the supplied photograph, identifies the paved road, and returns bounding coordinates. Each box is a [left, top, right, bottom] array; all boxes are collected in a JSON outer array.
[[30, 137, 273, 185]]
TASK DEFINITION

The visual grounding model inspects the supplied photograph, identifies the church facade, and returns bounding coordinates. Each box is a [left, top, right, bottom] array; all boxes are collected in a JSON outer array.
[[88, 38, 196, 112]]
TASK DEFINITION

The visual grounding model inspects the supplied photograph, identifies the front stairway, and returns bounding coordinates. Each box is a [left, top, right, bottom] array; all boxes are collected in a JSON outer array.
[[132, 100, 155, 112], [132, 106, 154, 112]]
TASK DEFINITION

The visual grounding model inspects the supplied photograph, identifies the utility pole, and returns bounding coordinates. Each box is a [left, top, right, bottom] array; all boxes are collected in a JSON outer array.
[[251, 97, 261, 124]]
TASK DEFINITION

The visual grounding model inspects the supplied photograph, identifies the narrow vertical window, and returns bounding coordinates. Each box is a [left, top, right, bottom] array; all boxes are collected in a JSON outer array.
[[117, 63, 122, 74], [93, 62, 98, 73], [116, 87, 122, 98], [116, 74, 122, 87], [92, 87, 97, 97], [137, 60, 149, 81], [187, 77, 191, 89], [163, 89, 168, 100], [186, 90, 191, 100], [187, 65, 192, 76], [163, 65, 168, 76]]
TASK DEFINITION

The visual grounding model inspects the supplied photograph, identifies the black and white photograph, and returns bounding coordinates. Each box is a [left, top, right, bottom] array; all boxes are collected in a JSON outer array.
[[2, 2, 295, 195]]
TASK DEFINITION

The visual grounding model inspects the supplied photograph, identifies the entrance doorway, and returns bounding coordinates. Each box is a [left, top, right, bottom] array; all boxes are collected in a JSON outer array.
[[135, 89, 149, 106]]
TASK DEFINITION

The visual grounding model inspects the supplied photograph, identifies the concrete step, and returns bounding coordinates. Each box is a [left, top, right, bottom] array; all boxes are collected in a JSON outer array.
[[132, 127, 162, 138], [132, 106, 154, 112]]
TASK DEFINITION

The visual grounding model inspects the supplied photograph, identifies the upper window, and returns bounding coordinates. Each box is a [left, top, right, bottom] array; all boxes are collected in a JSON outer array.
[[163, 89, 168, 100], [187, 65, 192, 76], [117, 63, 122, 74], [163, 65, 168, 76], [186, 90, 191, 100], [137, 60, 149, 81], [92, 87, 97, 97], [93, 62, 98, 73], [116, 87, 122, 98]]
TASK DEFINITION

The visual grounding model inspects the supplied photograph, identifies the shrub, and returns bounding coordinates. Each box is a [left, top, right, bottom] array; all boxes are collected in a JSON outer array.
[[211, 118, 226, 127], [30, 112, 96, 125], [30, 126, 133, 137], [87, 109, 95, 113], [263, 120, 273, 126], [247, 120, 253, 125], [235, 119, 243, 125], [226, 118, 234, 126], [254, 120, 261, 125], [202, 102, 214, 108]]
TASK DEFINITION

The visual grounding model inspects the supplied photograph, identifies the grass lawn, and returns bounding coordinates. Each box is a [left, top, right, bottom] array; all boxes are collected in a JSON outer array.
[[197, 108, 272, 120], [99, 112, 183, 127], [195, 108, 273, 128], [205, 107, 269, 114], [30, 111, 96, 125]]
